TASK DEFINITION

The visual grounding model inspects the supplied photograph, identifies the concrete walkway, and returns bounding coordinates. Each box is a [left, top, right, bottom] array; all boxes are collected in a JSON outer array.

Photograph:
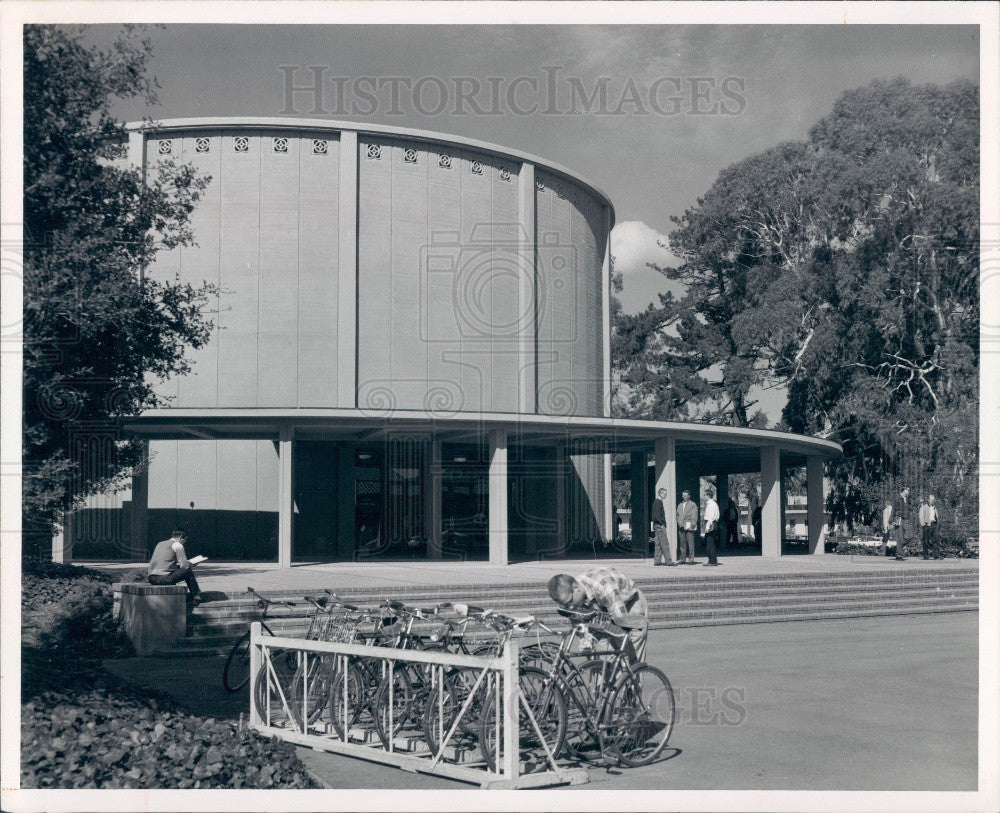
[[104, 612, 978, 791], [90, 555, 978, 596]]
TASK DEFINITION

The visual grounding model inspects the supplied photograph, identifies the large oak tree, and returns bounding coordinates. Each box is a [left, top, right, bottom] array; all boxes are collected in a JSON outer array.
[[23, 25, 215, 554], [613, 78, 978, 533]]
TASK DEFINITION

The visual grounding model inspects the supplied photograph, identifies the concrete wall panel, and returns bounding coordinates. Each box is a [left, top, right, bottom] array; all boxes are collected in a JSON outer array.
[[258, 135, 300, 406], [217, 132, 261, 405], [297, 134, 341, 406], [175, 133, 221, 407]]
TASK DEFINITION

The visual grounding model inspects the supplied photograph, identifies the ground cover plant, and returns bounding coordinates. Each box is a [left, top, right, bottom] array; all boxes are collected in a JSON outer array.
[[21, 562, 318, 789]]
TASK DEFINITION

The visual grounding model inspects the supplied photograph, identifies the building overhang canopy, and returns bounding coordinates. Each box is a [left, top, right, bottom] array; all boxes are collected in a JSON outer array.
[[126, 408, 841, 471]]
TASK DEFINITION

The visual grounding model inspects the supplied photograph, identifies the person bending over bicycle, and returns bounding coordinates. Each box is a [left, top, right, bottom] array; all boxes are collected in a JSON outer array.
[[547, 566, 648, 664]]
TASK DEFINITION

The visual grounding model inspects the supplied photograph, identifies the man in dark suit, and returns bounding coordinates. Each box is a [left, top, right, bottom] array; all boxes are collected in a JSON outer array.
[[651, 487, 677, 566]]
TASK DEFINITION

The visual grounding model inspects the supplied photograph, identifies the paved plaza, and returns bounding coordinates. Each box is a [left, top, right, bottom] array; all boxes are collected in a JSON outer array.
[[105, 611, 978, 791]]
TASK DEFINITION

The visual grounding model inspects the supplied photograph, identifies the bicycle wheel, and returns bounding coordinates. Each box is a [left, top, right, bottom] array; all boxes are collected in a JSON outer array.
[[560, 659, 608, 762], [479, 667, 567, 773], [372, 664, 419, 749], [253, 661, 293, 725], [603, 664, 675, 767], [422, 666, 486, 756], [329, 662, 369, 741], [223, 631, 252, 692], [289, 655, 336, 728]]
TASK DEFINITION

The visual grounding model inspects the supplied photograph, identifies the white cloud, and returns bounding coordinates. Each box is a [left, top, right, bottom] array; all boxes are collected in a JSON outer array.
[[610, 220, 673, 276]]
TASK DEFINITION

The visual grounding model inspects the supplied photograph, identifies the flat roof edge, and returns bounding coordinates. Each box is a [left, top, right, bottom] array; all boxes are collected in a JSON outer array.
[[127, 408, 842, 458], [125, 116, 615, 227]]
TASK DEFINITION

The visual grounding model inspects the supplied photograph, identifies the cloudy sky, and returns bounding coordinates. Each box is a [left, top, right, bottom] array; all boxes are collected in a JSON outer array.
[[100, 23, 978, 315]]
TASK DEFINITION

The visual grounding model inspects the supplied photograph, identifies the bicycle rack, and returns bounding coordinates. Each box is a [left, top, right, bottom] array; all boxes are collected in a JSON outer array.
[[248, 623, 589, 789]]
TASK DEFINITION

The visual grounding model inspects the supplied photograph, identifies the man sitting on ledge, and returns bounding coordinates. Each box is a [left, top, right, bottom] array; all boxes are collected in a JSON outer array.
[[547, 566, 649, 663], [148, 527, 203, 606]]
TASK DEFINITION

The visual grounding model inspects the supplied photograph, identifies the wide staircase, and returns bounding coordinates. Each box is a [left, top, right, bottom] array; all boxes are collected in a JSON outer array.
[[166, 565, 978, 658]]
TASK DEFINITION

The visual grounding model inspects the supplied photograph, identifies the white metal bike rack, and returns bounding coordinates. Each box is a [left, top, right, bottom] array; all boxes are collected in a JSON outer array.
[[248, 622, 589, 789]]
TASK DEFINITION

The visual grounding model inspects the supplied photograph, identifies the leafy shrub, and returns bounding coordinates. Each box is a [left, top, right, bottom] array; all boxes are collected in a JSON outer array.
[[21, 561, 318, 789], [22, 562, 133, 661], [22, 681, 317, 789]]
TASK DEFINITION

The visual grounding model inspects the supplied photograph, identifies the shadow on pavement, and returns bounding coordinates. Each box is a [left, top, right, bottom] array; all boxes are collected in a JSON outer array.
[[103, 655, 248, 721]]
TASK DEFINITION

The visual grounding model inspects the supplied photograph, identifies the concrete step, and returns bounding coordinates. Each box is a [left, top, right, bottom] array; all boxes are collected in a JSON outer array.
[[181, 591, 978, 647], [156, 566, 979, 657], [187, 583, 978, 638], [194, 573, 977, 619], [206, 568, 977, 602], [654, 602, 978, 629]]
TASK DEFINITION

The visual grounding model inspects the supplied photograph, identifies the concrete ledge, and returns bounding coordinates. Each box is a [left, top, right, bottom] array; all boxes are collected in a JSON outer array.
[[113, 582, 188, 656]]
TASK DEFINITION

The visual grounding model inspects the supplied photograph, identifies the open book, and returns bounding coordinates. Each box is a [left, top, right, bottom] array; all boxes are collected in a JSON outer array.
[[188, 555, 209, 566]]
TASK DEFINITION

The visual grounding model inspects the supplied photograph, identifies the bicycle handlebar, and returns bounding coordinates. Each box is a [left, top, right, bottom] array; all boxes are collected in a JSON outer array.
[[246, 586, 295, 609]]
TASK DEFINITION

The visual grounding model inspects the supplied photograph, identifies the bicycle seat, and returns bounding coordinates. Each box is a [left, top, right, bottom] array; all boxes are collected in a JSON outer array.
[[451, 603, 474, 617]]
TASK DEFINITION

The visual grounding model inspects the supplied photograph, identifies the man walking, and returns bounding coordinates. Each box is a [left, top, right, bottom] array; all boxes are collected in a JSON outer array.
[[703, 486, 721, 566], [891, 486, 914, 561], [919, 494, 941, 560], [751, 499, 762, 550], [676, 489, 699, 564], [651, 487, 677, 566]]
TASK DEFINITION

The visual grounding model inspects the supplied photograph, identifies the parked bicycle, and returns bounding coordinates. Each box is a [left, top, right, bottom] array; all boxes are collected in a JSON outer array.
[[479, 606, 675, 770], [223, 586, 298, 692]]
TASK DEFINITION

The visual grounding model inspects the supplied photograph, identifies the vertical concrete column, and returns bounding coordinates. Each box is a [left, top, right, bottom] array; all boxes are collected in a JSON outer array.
[[51, 512, 73, 563], [715, 471, 729, 516], [336, 443, 356, 560], [129, 444, 150, 562], [715, 471, 729, 548], [780, 464, 790, 545], [603, 454, 614, 543], [654, 437, 678, 559], [760, 445, 782, 557], [278, 425, 294, 568], [629, 452, 649, 556], [807, 455, 826, 555], [555, 445, 566, 557], [517, 162, 537, 414], [488, 428, 509, 566], [337, 130, 358, 408], [425, 439, 443, 559], [601, 206, 612, 418]]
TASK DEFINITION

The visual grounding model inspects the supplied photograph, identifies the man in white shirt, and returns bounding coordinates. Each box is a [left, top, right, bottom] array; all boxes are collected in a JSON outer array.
[[703, 486, 721, 566], [918, 494, 941, 560]]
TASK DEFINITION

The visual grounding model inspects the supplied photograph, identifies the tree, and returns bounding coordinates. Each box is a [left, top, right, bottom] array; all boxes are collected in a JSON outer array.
[[22, 25, 214, 554], [614, 78, 978, 532]]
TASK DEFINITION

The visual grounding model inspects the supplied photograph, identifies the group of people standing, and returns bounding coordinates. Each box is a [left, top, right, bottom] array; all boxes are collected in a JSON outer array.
[[650, 486, 730, 567], [881, 487, 943, 560]]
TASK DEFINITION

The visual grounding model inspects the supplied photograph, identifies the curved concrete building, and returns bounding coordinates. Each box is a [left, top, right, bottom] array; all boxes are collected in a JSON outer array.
[[62, 118, 840, 566]]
